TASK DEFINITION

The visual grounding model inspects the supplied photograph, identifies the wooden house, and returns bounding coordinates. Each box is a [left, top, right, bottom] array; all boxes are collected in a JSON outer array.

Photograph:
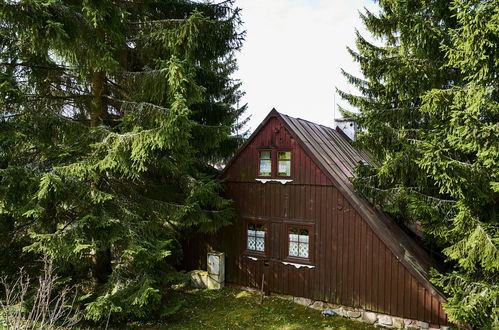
[[186, 109, 449, 326]]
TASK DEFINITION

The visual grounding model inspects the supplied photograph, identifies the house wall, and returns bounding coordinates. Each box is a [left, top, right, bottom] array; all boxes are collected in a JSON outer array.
[[184, 116, 448, 326]]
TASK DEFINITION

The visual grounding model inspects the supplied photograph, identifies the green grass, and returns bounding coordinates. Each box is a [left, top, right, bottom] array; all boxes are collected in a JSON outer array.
[[131, 288, 377, 329]]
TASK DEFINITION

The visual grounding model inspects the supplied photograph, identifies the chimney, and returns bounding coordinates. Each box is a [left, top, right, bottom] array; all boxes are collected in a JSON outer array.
[[334, 117, 357, 141]]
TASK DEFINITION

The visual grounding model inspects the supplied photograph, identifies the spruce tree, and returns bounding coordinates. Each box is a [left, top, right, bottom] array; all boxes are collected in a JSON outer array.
[[0, 0, 245, 322], [341, 0, 498, 328]]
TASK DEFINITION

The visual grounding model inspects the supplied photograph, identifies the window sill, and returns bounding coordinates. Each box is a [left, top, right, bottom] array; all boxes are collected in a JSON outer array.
[[255, 178, 293, 184], [281, 261, 315, 269], [243, 251, 267, 259]]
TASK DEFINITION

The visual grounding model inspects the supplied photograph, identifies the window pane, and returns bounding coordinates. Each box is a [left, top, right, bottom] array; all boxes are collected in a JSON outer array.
[[259, 159, 271, 176], [256, 237, 265, 251], [289, 227, 310, 259], [299, 243, 309, 258], [278, 160, 291, 176], [247, 236, 255, 250], [248, 224, 265, 252], [289, 242, 299, 256], [278, 151, 291, 159], [260, 151, 271, 159]]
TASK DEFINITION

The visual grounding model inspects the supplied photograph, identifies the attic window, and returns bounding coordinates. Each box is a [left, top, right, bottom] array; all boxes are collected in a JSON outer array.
[[277, 151, 291, 177], [257, 150, 292, 180], [258, 151, 272, 176]]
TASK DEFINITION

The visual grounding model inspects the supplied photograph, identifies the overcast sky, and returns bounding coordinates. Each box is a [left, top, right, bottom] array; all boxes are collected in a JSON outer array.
[[233, 0, 377, 132]]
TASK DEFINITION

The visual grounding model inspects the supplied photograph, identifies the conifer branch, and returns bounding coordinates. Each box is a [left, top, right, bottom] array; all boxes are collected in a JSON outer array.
[[128, 19, 188, 25], [356, 181, 457, 207], [0, 62, 76, 71], [407, 139, 489, 169], [103, 96, 171, 117], [24, 94, 92, 100]]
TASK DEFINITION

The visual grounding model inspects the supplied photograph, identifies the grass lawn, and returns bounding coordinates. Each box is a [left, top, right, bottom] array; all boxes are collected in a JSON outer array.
[[131, 288, 377, 329]]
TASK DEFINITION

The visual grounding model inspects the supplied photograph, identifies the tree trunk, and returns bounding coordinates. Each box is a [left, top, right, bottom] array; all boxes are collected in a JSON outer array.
[[90, 72, 106, 128], [89, 71, 112, 285], [90, 242, 112, 285]]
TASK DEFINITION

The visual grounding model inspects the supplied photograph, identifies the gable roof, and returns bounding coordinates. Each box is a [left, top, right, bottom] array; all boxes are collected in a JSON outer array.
[[222, 109, 445, 302]]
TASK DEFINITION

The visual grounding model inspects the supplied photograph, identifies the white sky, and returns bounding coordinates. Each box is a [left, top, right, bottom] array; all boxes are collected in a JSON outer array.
[[233, 0, 377, 132]]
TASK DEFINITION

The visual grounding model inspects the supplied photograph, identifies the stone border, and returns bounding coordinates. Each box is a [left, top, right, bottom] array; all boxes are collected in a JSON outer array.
[[270, 293, 449, 330]]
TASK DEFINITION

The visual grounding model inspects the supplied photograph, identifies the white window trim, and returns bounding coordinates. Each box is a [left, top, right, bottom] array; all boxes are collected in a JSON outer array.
[[281, 261, 315, 269], [255, 178, 293, 184]]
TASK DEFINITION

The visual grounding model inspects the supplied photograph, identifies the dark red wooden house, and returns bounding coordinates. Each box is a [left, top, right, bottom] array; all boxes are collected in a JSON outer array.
[[186, 109, 448, 326]]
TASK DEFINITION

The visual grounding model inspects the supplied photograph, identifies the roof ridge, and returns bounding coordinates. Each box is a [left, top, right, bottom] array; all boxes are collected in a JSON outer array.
[[279, 112, 337, 132]]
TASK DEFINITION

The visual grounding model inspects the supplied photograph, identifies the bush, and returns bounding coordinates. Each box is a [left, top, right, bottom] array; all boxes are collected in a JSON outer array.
[[0, 256, 80, 329]]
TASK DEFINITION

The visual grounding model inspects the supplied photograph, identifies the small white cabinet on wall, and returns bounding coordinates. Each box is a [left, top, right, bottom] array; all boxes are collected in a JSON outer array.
[[207, 251, 225, 289]]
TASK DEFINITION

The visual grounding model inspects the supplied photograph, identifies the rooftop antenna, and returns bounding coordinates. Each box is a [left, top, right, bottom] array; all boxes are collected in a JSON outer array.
[[236, 99, 239, 136], [333, 86, 336, 128]]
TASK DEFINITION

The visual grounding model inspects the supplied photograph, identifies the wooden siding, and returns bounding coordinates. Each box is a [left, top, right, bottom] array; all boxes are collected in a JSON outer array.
[[184, 113, 449, 326], [213, 182, 448, 325]]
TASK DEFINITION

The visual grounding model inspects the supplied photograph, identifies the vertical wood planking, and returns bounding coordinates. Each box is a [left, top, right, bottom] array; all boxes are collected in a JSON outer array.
[[306, 184, 311, 220], [359, 216, 366, 308], [303, 268, 308, 299], [353, 213, 361, 307], [385, 249, 392, 314], [431, 296, 438, 324], [390, 255, 398, 315], [366, 224, 373, 310], [331, 186, 338, 302], [397, 262, 404, 317], [305, 152, 310, 185], [324, 186, 331, 302], [337, 194, 345, 304], [347, 208, 355, 307], [318, 185, 325, 300], [425, 290, 432, 322], [283, 262, 289, 295], [269, 183, 275, 218], [288, 185, 295, 220], [378, 240, 386, 312], [403, 265, 411, 318], [297, 145, 303, 185], [344, 207, 351, 306], [418, 284, 425, 321], [411, 277, 418, 320], [278, 262, 284, 294]]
